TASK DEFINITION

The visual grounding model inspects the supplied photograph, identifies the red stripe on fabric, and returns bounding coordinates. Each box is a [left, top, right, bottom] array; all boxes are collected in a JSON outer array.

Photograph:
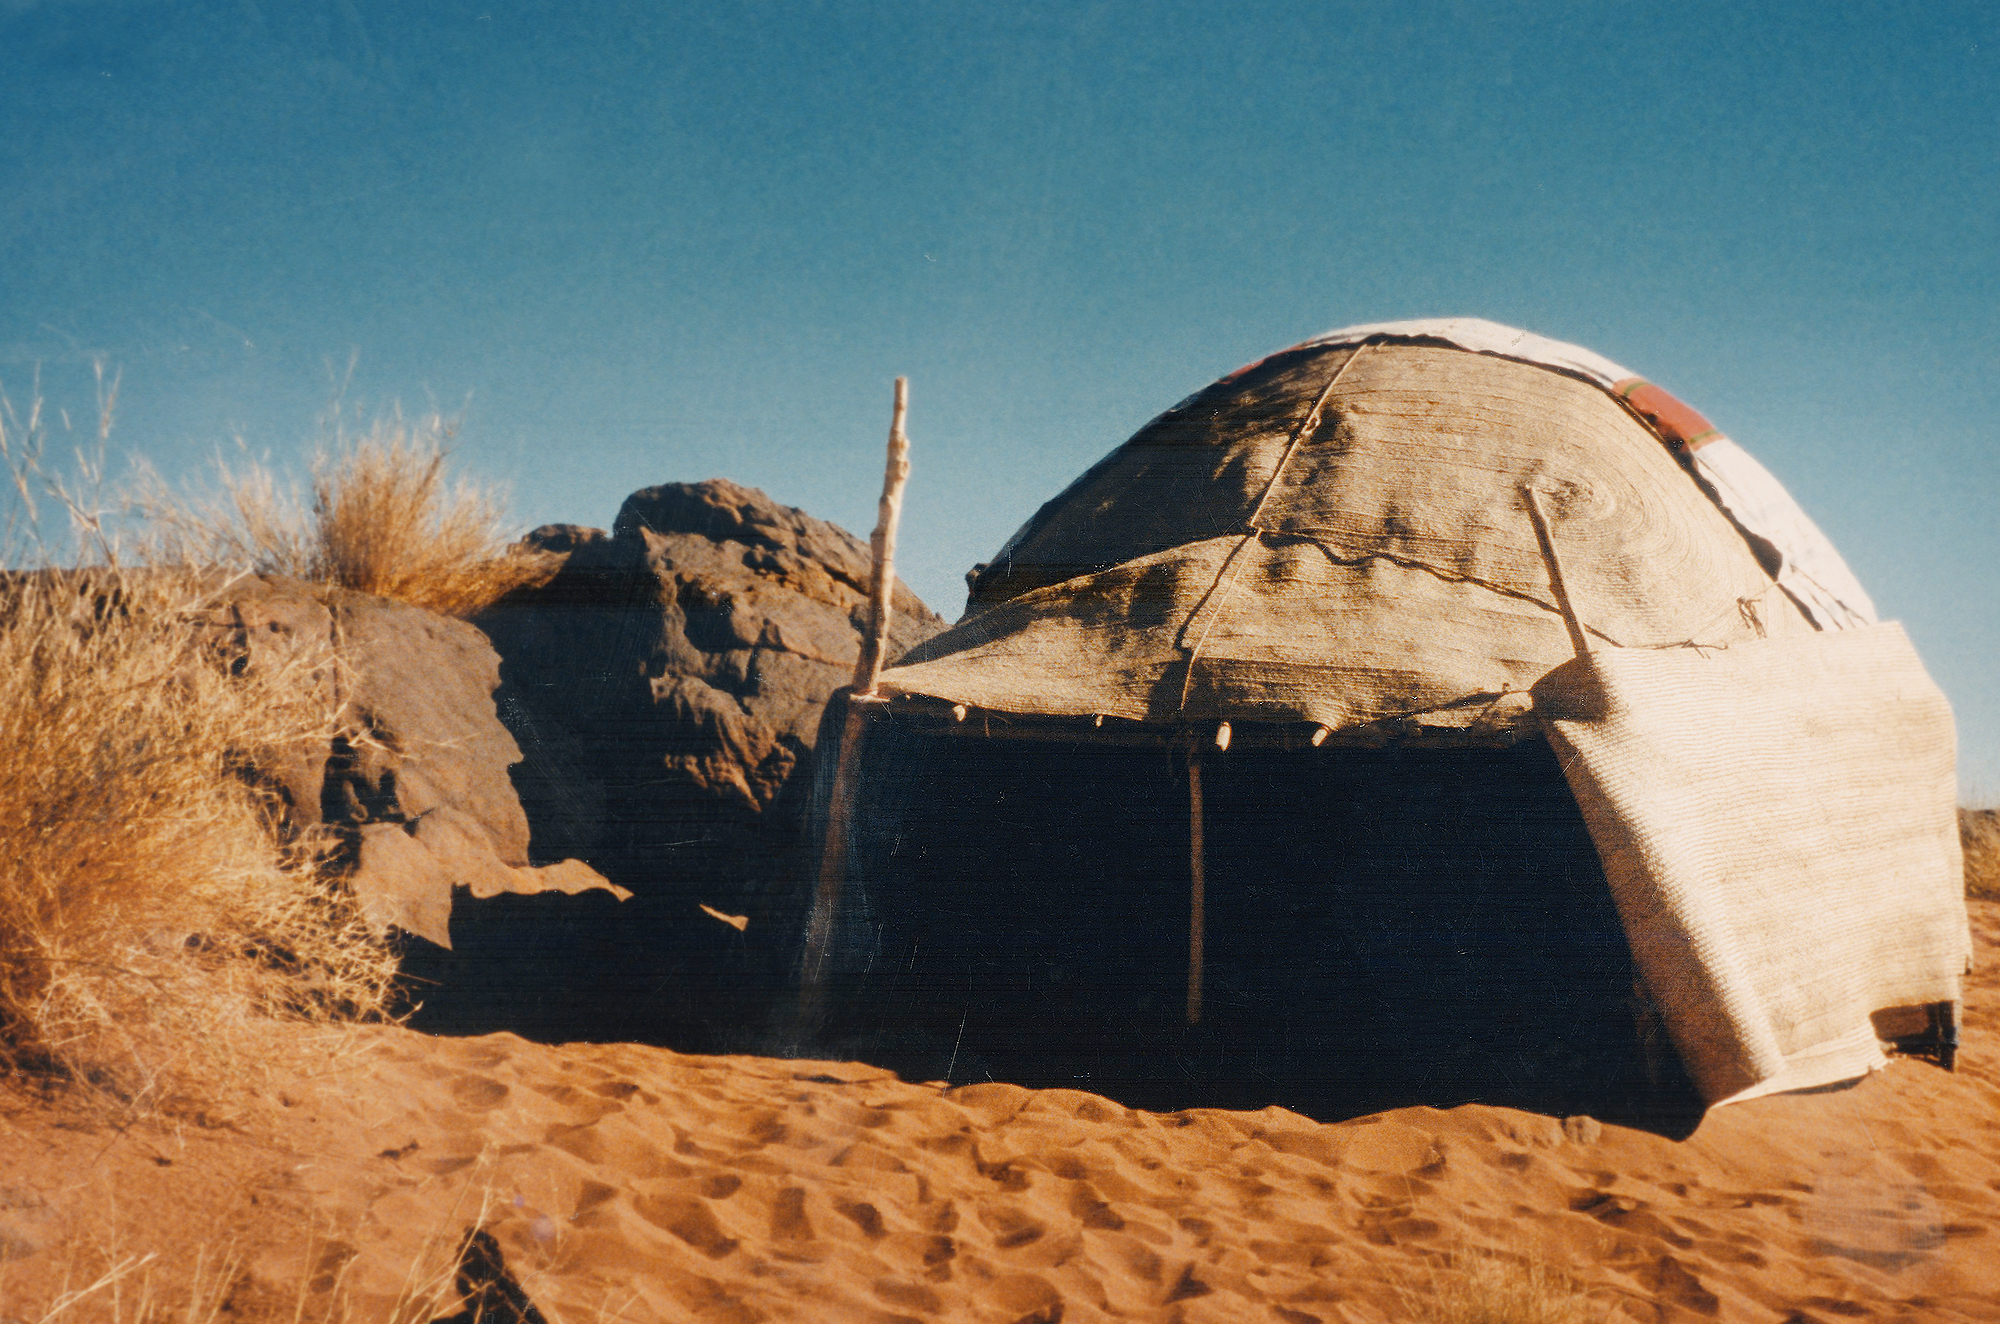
[[1611, 378, 1720, 451]]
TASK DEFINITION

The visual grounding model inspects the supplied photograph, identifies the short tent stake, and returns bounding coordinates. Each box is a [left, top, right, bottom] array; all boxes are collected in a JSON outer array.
[[1187, 753, 1206, 1025], [801, 379, 911, 1006]]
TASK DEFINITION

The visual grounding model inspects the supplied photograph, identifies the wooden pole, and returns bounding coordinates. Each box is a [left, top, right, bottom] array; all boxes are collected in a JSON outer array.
[[1187, 754, 1206, 1025], [852, 377, 911, 692], [801, 379, 912, 1005]]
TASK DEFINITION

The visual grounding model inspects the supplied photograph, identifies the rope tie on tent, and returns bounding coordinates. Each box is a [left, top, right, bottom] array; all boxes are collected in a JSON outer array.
[[1246, 339, 1373, 530], [1177, 341, 1376, 713]]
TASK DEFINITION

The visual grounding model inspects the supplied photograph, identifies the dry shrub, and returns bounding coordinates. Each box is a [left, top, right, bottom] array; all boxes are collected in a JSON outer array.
[[1399, 1249, 1603, 1324], [139, 416, 554, 618], [1, 1241, 240, 1324], [0, 567, 398, 1104], [0, 1226, 474, 1324], [1963, 806, 2000, 901]]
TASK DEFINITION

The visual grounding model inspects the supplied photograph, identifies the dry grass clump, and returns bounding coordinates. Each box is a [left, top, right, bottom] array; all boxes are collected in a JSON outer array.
[[2, 1241, 243, 1324], [1399, 1249, 1604, 1324], [1963, 806, 2000, 901], [0, 1161, 557, 1324], [139, 416, 555, 618], [0, 566, 398, 1104], [1, 1229, 471, 1324]]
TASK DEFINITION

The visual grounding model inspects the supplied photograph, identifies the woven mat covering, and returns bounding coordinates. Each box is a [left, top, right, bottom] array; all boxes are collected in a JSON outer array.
[[1534, 623, 1969, 1104], [887, 344, 1809, 735], [1285, 318, 1878, 631]]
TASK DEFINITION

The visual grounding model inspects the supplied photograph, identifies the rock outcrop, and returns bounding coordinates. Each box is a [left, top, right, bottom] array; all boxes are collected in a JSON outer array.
[[469, 479, 944, 1047], [478, 479, 943, 903], [204, 575, 624, 950]]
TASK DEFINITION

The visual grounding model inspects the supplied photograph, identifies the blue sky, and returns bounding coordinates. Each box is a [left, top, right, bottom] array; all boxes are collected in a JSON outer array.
[[4, 1, 1996, 789]]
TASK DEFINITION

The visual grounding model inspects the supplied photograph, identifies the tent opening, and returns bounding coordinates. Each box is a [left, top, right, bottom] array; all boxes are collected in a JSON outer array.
[[813, 716, 1707, 1133]]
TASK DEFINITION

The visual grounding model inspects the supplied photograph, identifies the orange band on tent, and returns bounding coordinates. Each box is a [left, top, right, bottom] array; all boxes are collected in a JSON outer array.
[[1613, 378, 1722, 451]]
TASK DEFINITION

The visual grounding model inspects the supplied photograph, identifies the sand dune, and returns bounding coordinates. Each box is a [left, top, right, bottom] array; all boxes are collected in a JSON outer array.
[[3, 903, 1998, 1322]]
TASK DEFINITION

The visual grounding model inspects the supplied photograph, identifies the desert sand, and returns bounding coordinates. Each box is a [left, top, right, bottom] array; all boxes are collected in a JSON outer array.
[[3, 901, 1998, 1323]]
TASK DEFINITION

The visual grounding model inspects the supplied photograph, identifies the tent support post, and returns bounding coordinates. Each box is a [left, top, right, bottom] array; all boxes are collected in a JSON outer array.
[[852, 377, 912, 692], [801, 694, 876, 1007], [1187, 754, 1205, 1025], [800, 379, 911, 1014]]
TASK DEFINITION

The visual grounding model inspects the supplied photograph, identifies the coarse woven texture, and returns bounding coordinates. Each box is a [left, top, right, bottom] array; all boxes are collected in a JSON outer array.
[[888, 343, 1811, 737], [1286, 317, 1880, 632], [1534, 623, 1969, 1105], [1290, 315, 1636, 384]]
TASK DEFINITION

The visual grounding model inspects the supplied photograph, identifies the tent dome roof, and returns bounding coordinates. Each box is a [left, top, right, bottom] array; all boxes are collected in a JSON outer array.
[[881, 322, 1872, 742]]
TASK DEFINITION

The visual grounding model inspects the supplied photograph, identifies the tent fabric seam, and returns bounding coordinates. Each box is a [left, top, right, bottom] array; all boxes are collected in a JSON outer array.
[[1296, 536, 1630, 649], [1176, 344, 1371, 710], [1244, 341, 1370, 529]]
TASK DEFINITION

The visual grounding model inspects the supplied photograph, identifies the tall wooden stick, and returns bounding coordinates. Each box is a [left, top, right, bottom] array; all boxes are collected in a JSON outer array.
[[852, 377, 911, 693], [801, 379, 912, 1005]]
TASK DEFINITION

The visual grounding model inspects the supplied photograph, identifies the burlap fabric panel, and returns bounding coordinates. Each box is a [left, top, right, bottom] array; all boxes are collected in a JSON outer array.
[[891, 345, 1810, 736], [881, 538, 1239, 721], [965, 344, 1362, 609], [1533, 624, 1969, 1104]]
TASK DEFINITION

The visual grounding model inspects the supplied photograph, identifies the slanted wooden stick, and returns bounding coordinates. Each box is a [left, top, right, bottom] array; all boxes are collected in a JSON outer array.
[[1524, 486, 1589, 659], [801, 378, 912, 1005]]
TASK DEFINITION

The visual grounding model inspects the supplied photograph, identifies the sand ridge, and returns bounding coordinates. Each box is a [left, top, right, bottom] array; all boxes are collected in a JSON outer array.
[[2, 902, 1998, 1322]]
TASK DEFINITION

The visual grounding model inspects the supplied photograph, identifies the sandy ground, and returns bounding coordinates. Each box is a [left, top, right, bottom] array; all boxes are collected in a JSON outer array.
[[3, 903, 1998, 1323]]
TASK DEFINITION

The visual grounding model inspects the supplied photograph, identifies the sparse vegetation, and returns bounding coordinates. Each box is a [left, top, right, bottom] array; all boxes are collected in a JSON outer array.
[[1964, 806, 2000, 901], [0, 566, 398, 1103], [0, 1128, 518, 1324], [0, 386, 398, 1106], [0, 1223, 474, 1324], [137, 414, 556, 618]]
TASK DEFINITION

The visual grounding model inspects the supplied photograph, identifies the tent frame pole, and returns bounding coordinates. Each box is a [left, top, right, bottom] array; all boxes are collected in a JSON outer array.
[[1187, 752, 1206, 1025], [800, 379, 911, 1011]]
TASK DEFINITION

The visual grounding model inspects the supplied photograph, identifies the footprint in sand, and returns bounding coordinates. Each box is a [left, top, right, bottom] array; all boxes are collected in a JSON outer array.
[[990, 1272, 1065, 1322], [976, 1203, 1046, 1249], [634, 1193, 739, 1258], [450, 1074, 511, 1111], [834, 1199, 888, 1239], [770, 1186, 814, 1242]]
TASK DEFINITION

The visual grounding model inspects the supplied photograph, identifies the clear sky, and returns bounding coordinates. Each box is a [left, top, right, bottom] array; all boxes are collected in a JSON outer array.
[[4, 1, 1996, 790]]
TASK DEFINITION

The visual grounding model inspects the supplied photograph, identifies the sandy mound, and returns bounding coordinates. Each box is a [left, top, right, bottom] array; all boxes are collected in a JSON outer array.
[[4, 905, 1998, 1322]]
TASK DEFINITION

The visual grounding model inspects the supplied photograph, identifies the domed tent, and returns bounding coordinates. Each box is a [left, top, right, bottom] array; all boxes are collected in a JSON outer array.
[[802, 320, 1967, 1123]]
